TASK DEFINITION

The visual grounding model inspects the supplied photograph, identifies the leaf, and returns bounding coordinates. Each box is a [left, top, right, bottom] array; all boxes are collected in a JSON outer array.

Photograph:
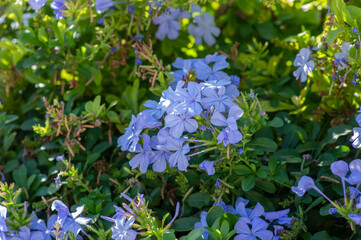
[[260, 100, 296, 112], [273, 149, 302, 164], [315, 124, 352, 157], [185, 228, 204, 240], [163, 230, 176, 240], [329, 0, 354, 26], [247, 137, 277, 152], [206, 206, 224, 227], [173, 217, 199, 232], [327, 29, 344, 45], [233, 165, 253, 176], [268, 117, 283, 128], [13, 165, 27, 187], [242, 175, 256, 192], [188, 192, 211, 209]]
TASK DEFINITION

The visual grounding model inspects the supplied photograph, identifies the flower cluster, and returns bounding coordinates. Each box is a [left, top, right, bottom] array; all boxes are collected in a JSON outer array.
[[0, 200, 92, 239], [194, 198, 293, 240], [292, 159, 361, 229], [153, 6, 220, 46], [117, 53, 243, 174]]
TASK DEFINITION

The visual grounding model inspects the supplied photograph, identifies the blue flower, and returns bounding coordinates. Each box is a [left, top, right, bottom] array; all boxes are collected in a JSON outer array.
[[292, 176, 333, 203], [194, 212, 209, 240], [166, 136, 190, 171], [215, 179, 222, 188], [8, 226, 43, 240], [199, 160, 216, 175], [210, 106, 244, 146], [165, 113, 198, 138], [347, 159, 361, 187], [30, 214, 57, 240], [249, 90, 255, 98], [331, 160, 349, 178], [150, 129, 171, 172], [230, 75, 240, 86], [329, 208, 337, 214], [95, 0, 115, 14], [143, 100, 165, 119], [111, 216, 137, 240], [55, 177, 61, 185], [56, 154, 65, 161], [129, 134, 153, 173], [334, 42, 352, 70], [348, 213, 361, 226], [153, 8, 187, 40], [238, 148, 243, 155], [194, 54, 229, 81], [349, 187, 361, 200], [170, 58, 194, 86], [62, 206, 92, 237], [201, 86, 235, 112], [350, 127, 361, 148], [292, 48, 315, 82], [29, 0, 47, 10], [188, 12, 220, 46], [173, 81, 203, 116], [234, 217, 273, 240], [117, 112, 161, 152], [51, 200, 70, 226], [0, 205, 8, 240], [291, 176, 315, 197], [353, 28, 358, 34], [51, 0, 66, 20], [264, 209, 292, 227]]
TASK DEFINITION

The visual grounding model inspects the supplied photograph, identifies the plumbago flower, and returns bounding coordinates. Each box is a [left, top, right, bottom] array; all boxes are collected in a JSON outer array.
[[28, 0, 47, 10], [292, 159, 361, 230], [51, 200, 92, 237], [188, 12, 220, 46], [118, 53, 245, 174], [350, 108, 361, 149], [0, 205, 8, 239], [153, 8, 190, 40], [95, 0, 116, 14], [194, 197, 293, 240], [334, 42, 352, 70], [292, 48, 315, 82], [51, 0, 66, 19], [30, 214, 57, 240]]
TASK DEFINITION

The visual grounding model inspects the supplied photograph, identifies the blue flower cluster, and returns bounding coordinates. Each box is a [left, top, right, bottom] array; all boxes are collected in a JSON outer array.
[[292, 159, 361, 227], [194, 198, 293, 240], [153, 6, 220, 46], [0, 200, 92, 239], [117, 53, 243, 174]]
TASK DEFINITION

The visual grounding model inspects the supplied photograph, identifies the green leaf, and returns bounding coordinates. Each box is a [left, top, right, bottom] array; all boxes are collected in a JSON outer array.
[[185, 228, 203, 240], [13, 165, 27, 187], [327, 29, 344, 45], [84, 153, 101, 171], [273, 149, 302, 164], [319, 153, 334, 166], [206, 206, 224, 227], [268, 117, 283, 128], [247, 137, 277, 152], [233, 165, 253, 176], [242, 175, 256, 191], [220, 220, 230, 239], [163, 230, 176, 240], [329, 0, 354, 26], [173, 217, 199, 232], [188, 192, 211, 209]]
